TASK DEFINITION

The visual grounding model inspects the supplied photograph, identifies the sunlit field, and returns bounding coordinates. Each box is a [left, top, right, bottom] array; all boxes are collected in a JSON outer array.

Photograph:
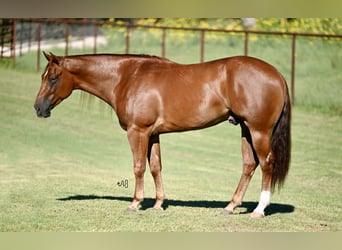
[[0, 30, 341, 231]]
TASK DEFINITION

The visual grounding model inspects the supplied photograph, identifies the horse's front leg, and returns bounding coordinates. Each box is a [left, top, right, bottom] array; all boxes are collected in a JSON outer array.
[[126, 127, 150, 211], [147, 134, 165, 210]]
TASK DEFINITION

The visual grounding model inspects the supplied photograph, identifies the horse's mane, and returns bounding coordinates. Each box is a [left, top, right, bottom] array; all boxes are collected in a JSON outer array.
[[65, 53, 170, 62]]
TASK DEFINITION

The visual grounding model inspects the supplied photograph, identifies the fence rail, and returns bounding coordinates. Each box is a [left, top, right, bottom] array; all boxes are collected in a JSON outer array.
[[2, 18, 342, 105], [0, 19, 16, 63]]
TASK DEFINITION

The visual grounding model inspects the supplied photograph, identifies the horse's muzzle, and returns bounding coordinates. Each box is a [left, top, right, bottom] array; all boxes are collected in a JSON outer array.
[[34, 99, 52, 118]]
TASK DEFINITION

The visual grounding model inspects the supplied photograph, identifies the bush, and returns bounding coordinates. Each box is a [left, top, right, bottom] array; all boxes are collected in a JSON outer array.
[[103, 18, 342, 45]]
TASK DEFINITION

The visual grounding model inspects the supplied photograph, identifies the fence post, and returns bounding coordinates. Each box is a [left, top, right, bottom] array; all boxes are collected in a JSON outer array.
[[82, 19, 86, 51], [19, 20, 23, 56], [0, 21, 4, 58], [65, 22, 69, 56], [291, 34, 296, 106], [125, 26, 130, 54], [200, 30, 205, 63], [28, 21, 32, 52], [11, 19, 16, 68], [244, 31, 249, 56], [93, 24, 98, 54], [161, 28, 166, 58], [36, 21, 41, 72]]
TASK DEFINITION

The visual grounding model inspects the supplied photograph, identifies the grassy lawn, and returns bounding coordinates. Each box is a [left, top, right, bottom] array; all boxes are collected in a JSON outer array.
[[0, 66, 341, 231], [0, 29, 341, 231]]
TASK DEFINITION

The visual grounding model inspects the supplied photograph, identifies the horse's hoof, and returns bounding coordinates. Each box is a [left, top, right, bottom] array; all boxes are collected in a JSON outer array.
[[153, 206, 164, 212], [221, 209, 234, 215], [127, 206, 137, 213], [250, 211, 265, 218]]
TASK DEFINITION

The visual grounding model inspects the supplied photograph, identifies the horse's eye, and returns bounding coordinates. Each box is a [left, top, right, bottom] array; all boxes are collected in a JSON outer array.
[[49, 76, 58, 85]]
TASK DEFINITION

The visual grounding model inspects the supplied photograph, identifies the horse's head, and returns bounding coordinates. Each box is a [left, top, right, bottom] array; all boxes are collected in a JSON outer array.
[[34, 51, 74, 118]]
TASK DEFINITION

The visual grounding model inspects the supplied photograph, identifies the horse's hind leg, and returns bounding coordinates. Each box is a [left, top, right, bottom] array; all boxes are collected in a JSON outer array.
[[249, 129, 275, 218], [147, 134, 165, 210], [223, 123, 258, 214]]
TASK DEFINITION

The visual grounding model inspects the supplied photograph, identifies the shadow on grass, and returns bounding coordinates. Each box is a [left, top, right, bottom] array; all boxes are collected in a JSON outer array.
[[57, 195, 295, 216]]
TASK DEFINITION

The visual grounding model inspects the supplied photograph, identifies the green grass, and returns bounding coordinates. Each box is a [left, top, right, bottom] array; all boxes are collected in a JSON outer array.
[[0, 31, 341, 231], [0, 67, 341, 232]]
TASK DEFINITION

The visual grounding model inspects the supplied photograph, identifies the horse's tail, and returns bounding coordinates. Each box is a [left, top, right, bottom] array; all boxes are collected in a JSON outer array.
[[271, 82, 291, 191]]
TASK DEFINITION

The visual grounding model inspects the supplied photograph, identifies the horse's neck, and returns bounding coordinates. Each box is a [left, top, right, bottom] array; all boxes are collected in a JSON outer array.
[[64, 56, 122, 107]]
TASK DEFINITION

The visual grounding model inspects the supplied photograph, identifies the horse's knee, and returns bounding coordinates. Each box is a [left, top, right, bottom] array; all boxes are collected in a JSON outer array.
[[149, 155, 162, 178], [134, 163, 146, 177], [149, 167, 160, 179], [242, 161, 256, 176]]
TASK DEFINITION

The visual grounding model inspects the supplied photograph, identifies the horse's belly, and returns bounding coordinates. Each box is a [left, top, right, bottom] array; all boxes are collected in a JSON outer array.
[[157, 98, 228, 133]]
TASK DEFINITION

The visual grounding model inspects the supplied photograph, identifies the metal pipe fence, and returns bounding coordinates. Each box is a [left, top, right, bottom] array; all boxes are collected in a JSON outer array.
[[2, 18, 342, 105]]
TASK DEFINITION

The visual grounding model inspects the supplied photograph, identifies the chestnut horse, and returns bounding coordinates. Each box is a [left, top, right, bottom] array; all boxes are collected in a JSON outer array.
[[34, 52, 291, 218]]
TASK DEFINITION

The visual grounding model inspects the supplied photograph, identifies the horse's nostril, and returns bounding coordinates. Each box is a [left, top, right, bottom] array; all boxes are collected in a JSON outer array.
[[34, 102, 51, 118], [34, 104, 40, 113]]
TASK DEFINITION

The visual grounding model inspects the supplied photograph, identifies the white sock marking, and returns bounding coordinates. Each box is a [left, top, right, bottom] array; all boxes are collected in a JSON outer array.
[[253, 190, 271, 215]]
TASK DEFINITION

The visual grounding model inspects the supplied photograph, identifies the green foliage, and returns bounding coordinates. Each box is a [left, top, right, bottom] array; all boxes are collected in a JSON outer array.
[[104, 18, 342, 42], [256, 18, 342, 35]]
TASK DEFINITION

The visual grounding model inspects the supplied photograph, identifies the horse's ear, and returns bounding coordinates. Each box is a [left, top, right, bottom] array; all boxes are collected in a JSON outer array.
[[43, 51, 60, 65], [43, 51, 51, 61]]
